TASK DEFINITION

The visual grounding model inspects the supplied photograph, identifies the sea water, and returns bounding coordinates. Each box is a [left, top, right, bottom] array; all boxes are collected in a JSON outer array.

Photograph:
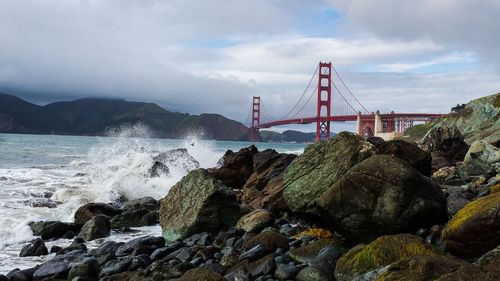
[[0, 126, 306, 274]]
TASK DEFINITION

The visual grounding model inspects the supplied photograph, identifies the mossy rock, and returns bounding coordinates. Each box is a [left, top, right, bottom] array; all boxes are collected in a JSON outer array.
[[159, 169, 240, 243], [243, 231, 289, 252], [283, 132, 376, 214], [177, 268, 225, 281], [292, 228, 333, 240], [442, 191, 500, 258], [334, 234, 441, 281], [318, 154, 448, 242], [288, 239, 342, 264], [374, 255, 469, 281]]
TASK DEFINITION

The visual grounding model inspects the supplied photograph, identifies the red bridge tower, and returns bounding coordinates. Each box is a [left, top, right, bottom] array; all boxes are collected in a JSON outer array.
[[316, 62, 332, 141], [250, 96, 260, 142]]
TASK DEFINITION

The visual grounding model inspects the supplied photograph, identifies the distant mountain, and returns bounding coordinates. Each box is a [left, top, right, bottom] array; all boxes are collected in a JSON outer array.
[[260, 130, 336, 143], [0, 93, 250, 141]]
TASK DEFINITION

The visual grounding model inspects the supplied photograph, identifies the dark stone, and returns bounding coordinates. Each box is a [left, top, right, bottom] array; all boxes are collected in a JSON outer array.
[[247, 254, 275, 277], [89, 241, 123, 265], [67, 257, 101, 281], [110, 210, 158, 228], [376, 139, 432, 176], [29, 221, 81, 240], [149, 161, 169, 177], [202, 262, 226, 275], [421, 125, 469, 171], [32, 250, 86, 281], [50, 246, 62, 253], [275, 264, 302, 280], [210, 146, 258, 188], [243, 231, 289, 254], [176, 247, 194, 263], [78, 214, 111, 241], [8, 267, 38, 281], [99, 258, 132, 278], [74, 203, 122, 225], [366, 136, 385, 146], [56, 237, 87, 255], [239, 245, 268, 262], [115, 236, 165, 257], [0, 275, 6, 281], [318, 154, 448, 242], [149, 240, 184, 261], [19, 238, 48, 257]]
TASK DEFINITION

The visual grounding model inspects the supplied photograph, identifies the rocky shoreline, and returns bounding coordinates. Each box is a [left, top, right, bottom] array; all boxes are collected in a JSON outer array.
[[2, 116, 500, 280]]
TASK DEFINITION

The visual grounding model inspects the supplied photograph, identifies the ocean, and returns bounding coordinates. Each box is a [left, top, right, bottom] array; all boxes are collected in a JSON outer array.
[[0, 126, 306, 274]]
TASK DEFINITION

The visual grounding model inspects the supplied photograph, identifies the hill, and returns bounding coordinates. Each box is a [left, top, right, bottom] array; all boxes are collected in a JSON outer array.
[[0, 93, 250, 140], [403, 92, 499, 145]]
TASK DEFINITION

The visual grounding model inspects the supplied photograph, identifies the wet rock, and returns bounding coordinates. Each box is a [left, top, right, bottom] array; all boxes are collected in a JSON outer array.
[[296, 265, 331, 281], [318, 154, 448, 242], [283, 132, 376, 214], [458, 140, 500, 180], [89, 241, 123, 265], [239, 245, 268, 262], [376, 139, 432, 176], [366, 136, 385, 146], [275, 264, 302, 280], [150, 240, 184, 261], [115, 236, 165, 257], [201, 262, 226, 275], [247, 254, 275, 277], [57, 237, 88, 255], [67, 257, 101, 281], [243, 231, 289, 254], [288, 239, 341, 264], [19, 238, 48, 257], [235, 209, 274, 233], [29, 220, 81, 240], [149, 161, 169, 177], [224, 262, 250, 281], [178, 268, 226, 281], [375, 254, 470, 281], [78, 214, 111, 241], [334, 234, 441, 281], [110, 210, 158, 228], [159, 169, 240, 243], [210, 146, 258, 188], [442, 191, 500, 258], [32, 250, 86, 281], [7, 267, 38, 281], [242, 151, 296, 211], [74, 203, 122, 225], [220, 248, 240, 268], [421, 125, 469, 170], [153, 148, 200, 172]]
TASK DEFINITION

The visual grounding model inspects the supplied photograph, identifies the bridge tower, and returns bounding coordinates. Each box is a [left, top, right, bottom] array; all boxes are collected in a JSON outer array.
[[316, 62, 332, 142], [250, 96, 260, 142]]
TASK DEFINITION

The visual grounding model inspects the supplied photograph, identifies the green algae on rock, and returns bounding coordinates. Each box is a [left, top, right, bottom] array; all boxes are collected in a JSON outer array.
[[442, 191, 500, 258], [283, 132, 376, 215], [159, 169, 240, 243], [334, 234, 442, 281]]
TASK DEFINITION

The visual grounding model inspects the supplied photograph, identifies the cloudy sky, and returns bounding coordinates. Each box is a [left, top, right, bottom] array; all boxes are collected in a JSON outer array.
[[1, 0, 499, 131]]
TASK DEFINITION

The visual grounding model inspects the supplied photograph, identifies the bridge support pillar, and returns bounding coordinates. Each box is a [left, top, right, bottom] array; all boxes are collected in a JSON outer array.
[[374, 110, 383, 135], [356, 112, 362, 135], [316, 62, 332, 142], [250, 96, 260, 142]]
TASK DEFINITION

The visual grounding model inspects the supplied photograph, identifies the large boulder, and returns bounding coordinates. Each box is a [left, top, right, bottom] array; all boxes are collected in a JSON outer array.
[[376, 139, 432, 176], [235, 209, 274, 233], [442, 191, 500, 258], [210, 146, 258, 188], [318, 154, 448, 242], [78, 214, 111, 241], [458, 140, 500, 180], [29, 221, 81, 240], [242, 151, 296, 211], [283, 132, 376, 214], [159, 169, 241, 243], [334, 234, 441, 281], [74, 203, 122, 225], [421, 125, 469, 170], [110, 197, 159, 228]]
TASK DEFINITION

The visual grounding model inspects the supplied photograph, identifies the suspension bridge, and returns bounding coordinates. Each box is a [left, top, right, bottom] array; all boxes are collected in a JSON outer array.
[[247, 61, 443, 142]]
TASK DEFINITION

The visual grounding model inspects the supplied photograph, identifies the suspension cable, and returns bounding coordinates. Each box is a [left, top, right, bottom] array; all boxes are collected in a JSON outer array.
[[331, 80, 358, 114], [281, 64, 319, 120], [331, 65, 369, 113], [289, 83, 318, 119]]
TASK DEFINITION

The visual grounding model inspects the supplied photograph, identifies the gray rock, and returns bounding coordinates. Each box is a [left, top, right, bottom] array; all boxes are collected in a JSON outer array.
[[74, 203, 122, 225], [67, 257, 101, 281], [78, 215, 111, 241], [29, 221, 81, 240], [19, 238, 48, 257], [115, 236, 165, 257], [32, 250, 86, 281]]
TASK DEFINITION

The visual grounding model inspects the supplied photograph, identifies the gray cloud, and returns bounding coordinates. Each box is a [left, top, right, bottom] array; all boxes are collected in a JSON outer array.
[[330, 0, 500, 69]]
